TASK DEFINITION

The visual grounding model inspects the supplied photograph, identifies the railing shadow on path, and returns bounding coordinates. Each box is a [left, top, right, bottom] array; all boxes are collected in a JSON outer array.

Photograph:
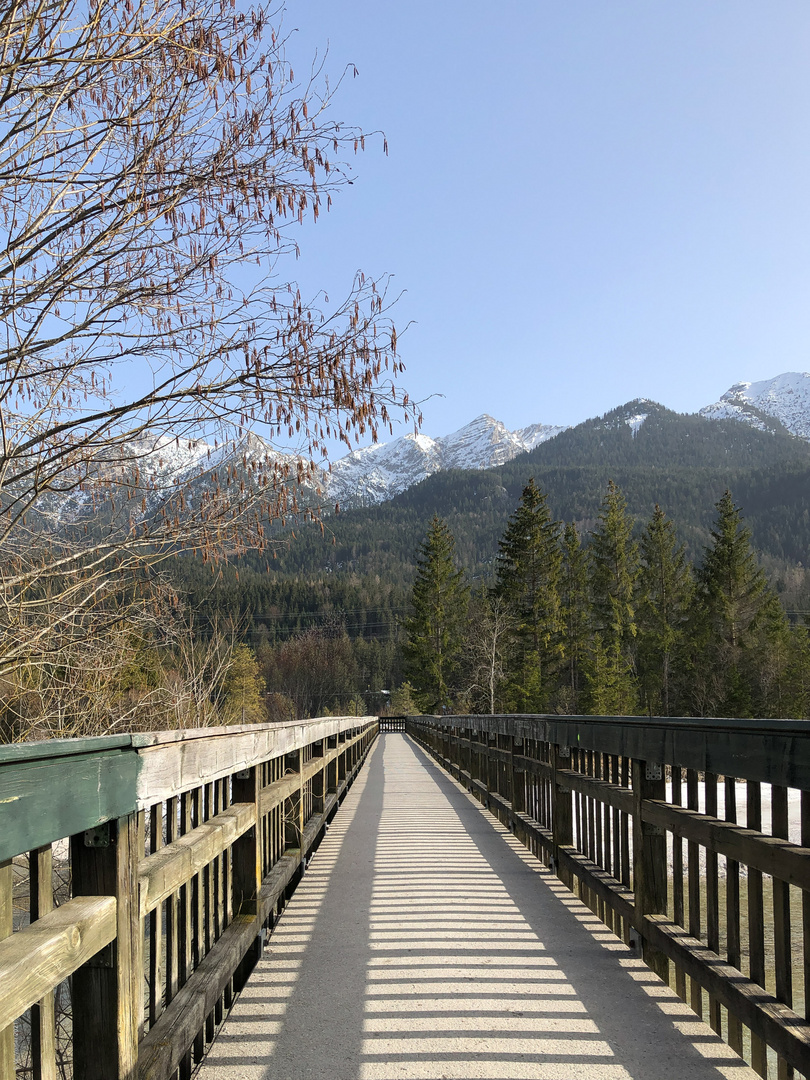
[[199, 733, 756, 1080]]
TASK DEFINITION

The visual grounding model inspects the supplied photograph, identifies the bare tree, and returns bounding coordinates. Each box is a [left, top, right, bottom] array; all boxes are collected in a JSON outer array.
[[462, 592, 513, 715], [0, 0, 416, 695]]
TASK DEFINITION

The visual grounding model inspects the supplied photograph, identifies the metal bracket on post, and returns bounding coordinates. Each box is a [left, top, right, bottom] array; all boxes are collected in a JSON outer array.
[[83, 822, 112, 848], [86, 942, 115, 968], [628, 928, 642, 955], [235, 768, 250, 780], [645, 763, 663, 782], [558, 745, 571, 758]]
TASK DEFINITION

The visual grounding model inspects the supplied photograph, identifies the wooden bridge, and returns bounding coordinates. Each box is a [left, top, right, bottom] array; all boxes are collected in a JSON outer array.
[[2, 715, 810, 1080]]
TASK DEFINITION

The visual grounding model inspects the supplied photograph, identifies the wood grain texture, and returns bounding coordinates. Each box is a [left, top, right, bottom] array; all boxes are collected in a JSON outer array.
[[134, 718, 375, 807], [0, 858, 13, 1078], [139, 803, 255, 918], [30, 845, 57, 1080], [0, 895, 116, 1031], [0, 749, 138, 862]]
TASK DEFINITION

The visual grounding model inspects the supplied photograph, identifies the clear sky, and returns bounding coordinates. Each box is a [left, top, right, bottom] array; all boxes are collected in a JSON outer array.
[[280, 1, 810, 445]]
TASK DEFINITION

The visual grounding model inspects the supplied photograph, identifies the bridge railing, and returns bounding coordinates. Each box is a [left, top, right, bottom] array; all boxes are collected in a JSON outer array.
[[0, 716, 377, 1080], [409, 713, 810, 1080]]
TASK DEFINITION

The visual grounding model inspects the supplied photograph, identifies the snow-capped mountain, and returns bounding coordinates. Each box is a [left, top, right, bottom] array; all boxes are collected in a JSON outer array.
[[699, 372, 810, 438], [38, 372, 810, 523], [325, 414, 566, 508]]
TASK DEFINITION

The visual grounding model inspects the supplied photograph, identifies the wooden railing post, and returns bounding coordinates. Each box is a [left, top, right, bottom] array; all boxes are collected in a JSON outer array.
[[510, 736, 525, 839], [283, 749, 303, 852], [552, 744, 573, 887], [337, 732, 347, 789], [232, 765, 261, 989], [632, 759, 669, 981], [0, 858, 12, 1078], [326, 735, 338, 796], [30, 846, 56, 1080], [71, 814, 141, 1080], [312, 740, 325, 815]]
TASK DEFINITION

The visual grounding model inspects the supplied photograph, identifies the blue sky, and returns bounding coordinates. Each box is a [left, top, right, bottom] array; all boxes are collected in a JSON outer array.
[[280, 1, 810, 445]]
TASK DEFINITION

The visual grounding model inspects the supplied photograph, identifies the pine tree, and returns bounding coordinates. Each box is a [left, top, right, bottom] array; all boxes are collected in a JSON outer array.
[[493, 479, 562, 712], [559, 522, 590, 713], [586, 480, 639, 714], [693, 490, 789, 717], [220, 644, 266, 724], [636, 505, 693, 716], [403, 516, 469, 713]]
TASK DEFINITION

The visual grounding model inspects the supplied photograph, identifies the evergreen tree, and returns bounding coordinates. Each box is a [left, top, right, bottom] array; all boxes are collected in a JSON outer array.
[[586, 480, 639, 714], [493, 479, 563, 712], [559, 522, 590, 713], [403, 516, 469, 713], [636, 505, 693, 716], [389, 681, 421, 715], [693, 490, 789, 716], [220, 644, 266, 724]]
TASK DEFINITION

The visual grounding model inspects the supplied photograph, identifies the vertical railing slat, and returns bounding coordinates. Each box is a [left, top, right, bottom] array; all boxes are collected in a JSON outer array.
[[725, 775, 743, 1055], [0, 858, 13, 1079], [30, 845, 57, 1080], [748, 780, 767, 1078]]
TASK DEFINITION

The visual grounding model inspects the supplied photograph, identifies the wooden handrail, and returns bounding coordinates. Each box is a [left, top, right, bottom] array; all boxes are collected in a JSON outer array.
[[0, 896, 117, 1032], [410, 713, 810, 1080], [0, 714, 379, 1080]]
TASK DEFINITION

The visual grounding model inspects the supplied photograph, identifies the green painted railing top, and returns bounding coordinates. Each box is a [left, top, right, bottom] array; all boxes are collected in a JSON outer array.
[[0, 716, 377, 864], [0, 733, 133, 764]]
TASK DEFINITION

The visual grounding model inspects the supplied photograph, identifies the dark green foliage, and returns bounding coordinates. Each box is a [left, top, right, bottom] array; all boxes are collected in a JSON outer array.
[[493, 479, 563, 711], [403, 517, 470, 713], [559, 523, 589, 713], [636, 506, 693, 716], [157, 407, 810, 721], [584, 481, 639, 715], [689, 491, 791, 717]]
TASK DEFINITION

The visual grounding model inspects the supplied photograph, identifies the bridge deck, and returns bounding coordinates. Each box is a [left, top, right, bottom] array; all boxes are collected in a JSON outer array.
[[200, 733, 755, 1080]]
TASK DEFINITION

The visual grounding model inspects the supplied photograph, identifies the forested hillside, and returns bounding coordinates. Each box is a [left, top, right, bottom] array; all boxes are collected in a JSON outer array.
[[192, 404, 810, 584], [162, 407, 810, 719]]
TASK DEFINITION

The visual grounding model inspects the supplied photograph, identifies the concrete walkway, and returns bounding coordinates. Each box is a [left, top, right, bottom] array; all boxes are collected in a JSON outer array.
[[200, 733, 756, 1080]]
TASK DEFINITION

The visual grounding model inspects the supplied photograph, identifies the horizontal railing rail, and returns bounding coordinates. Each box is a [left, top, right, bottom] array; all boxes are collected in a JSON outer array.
[[0, 716, 378, 1080], [409, 713, 810, 1080]]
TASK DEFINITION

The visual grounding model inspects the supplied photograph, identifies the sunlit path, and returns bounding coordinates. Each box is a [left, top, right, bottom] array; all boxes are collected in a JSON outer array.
[[199, 734, 756, 1080]]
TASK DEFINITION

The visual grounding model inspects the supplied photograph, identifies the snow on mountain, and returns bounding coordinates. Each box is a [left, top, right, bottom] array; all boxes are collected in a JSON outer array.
[[324, 414, 567, 508], [624, 412, 648, 437], [49, 371, 810, 520], [438, 415, 530, 471], [699, 372, 810, 438], [325, 432, 441, 508], [517, 422, 568, 451]]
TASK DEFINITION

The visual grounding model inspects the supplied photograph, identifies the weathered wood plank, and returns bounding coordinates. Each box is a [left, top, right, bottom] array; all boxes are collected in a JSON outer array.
[[642, 798, 810, 891], [148, 804, 164, 1030], [748, 780, 767, 1077], [30, 845, 57, 1080], [0, 896, 117, 1032], [0, 858, 13, 1078], [139, 803, 254, 918], [725, 776, 743, 1054], [645, 914, 810, 1079], [72, 814, 139, 1080], [0, 749, 138, 862], [414, 714, 810, 790], [633, 760, 668, 981], [133, 718, 375, 807]]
